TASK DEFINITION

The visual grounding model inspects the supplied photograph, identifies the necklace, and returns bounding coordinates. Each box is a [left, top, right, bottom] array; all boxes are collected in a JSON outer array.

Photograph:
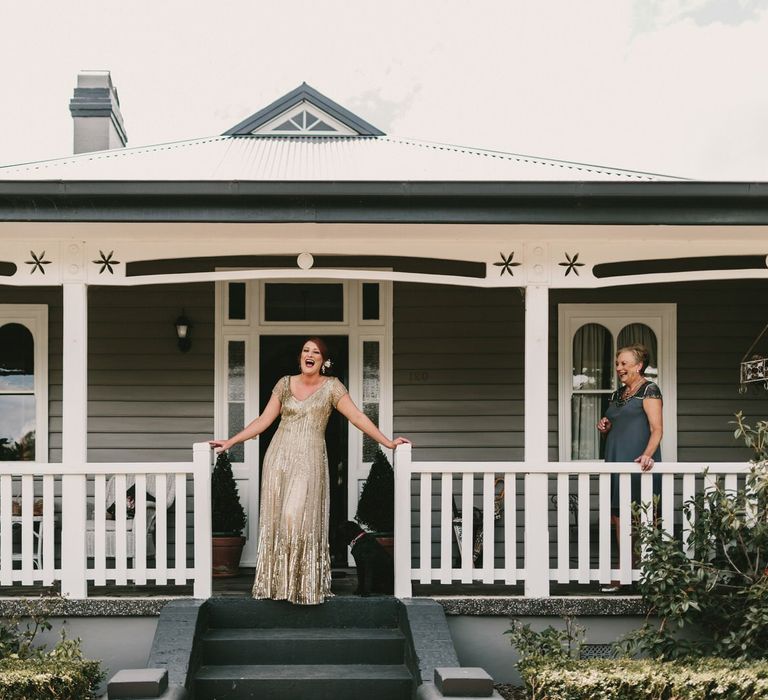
[[615, 378, 647, 406]]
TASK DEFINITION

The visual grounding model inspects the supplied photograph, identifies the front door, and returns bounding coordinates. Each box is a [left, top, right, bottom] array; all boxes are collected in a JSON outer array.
[[259, 335, 349, 566], [216, 278, 391, 568]]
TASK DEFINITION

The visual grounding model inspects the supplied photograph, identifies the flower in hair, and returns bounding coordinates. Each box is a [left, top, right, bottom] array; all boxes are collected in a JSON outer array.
[[322, 358, 333, 374]]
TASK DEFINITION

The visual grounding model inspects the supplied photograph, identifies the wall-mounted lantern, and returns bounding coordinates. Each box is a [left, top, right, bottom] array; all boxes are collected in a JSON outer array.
[[175, 312, 192, 353]]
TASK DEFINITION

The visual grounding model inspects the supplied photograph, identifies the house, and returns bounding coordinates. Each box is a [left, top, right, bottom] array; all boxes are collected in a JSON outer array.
[[0, 71, 766, 683]]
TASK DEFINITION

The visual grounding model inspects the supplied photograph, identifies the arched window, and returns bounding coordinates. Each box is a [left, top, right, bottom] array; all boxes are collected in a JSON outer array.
[[559, 304, 676, 462], [0, 307, 47, 462]]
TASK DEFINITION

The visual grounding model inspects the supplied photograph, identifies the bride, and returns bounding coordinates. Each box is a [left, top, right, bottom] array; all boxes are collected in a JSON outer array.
[[210, 336, 410, 605]]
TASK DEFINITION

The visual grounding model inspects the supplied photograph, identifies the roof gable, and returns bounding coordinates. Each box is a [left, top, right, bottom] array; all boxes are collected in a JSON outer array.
[[224, 83, 384, 137]]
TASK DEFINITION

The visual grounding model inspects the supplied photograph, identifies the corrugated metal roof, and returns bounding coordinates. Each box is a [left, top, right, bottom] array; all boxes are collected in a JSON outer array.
[[0, 135, 682, 181]]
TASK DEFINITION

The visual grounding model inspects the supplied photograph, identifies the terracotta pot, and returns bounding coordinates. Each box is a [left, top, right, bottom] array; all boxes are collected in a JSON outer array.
[[212, 535, 245, 578], [375, 535, 394, 560]]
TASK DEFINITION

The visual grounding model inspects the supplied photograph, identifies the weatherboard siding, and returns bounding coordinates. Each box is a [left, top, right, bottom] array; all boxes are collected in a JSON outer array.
[[393, 283, 525, 462], [83, 283, 215, 462]]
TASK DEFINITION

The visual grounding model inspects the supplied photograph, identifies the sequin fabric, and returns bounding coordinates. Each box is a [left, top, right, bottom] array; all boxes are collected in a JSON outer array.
[[252, 375, 347, 605]]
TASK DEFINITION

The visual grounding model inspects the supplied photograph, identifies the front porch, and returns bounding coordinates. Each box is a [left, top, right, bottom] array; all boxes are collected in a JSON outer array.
[[0, 220, 766, 601]]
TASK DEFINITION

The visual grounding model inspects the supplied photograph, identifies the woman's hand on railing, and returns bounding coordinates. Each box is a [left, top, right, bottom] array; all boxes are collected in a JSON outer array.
[[635, 454, 655, 471], [209, 439, 232, 453], [388, 437, 412, 450]]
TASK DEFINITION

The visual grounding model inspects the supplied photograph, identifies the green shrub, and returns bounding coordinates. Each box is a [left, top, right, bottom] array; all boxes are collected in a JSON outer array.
[[618, 412, 768, 660], [0, 596, 104, 698], [211, 450, 247, 535], [0, 656, 103, 700], [356, 448, 395, 533], [520, 657, 768, 700], [505, 618, 585, 668], [0, 597, 54, 659]]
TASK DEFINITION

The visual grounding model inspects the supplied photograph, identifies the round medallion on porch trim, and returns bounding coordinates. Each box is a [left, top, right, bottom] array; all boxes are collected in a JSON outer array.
[[297, 252, 314, 269]]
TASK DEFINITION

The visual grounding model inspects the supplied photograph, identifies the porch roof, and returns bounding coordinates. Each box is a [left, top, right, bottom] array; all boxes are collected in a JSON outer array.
[[1, 180, 768, 225], [0, 134, 679, 183]]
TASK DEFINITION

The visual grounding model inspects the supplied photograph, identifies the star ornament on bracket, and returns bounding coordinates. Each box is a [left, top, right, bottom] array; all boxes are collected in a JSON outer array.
[[92, 250, 121, 275], [493, 251, 522, 277], [559, 252, 585, 277], [26, 251, 52, 275]]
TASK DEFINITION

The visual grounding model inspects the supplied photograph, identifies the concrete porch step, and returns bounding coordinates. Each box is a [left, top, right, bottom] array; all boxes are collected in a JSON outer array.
[[206, 596, 400, 629], [194, 663, 412, 700], [202, 627, 405, 665]]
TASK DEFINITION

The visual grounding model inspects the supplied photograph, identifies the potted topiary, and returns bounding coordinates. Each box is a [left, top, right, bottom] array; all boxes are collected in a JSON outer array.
[[355, 448, 395, 557], [211, 450, 247, 577]]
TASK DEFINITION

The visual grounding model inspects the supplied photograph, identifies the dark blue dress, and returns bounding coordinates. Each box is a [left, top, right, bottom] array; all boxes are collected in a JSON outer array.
[[604, 381, 662, 513]]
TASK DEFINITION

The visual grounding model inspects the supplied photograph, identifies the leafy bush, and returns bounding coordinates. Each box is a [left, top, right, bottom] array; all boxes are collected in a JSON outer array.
[[505, 617, 584, 669], [211, 450, 247, 536], [0, 596, 104, 698], [618, 412, 768, 660], [0, 656, 103, 700], [520, 657, 768, 700], [0, 597, 53, 660]]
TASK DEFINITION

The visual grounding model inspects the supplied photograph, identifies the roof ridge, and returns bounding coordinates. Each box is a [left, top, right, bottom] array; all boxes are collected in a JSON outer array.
[[0, 135, 230, 172], [377, 136, 688, 181]]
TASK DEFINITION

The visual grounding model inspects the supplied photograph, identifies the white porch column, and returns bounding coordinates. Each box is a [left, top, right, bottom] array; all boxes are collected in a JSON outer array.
[[524, 285, 550, 597], [60, 282, 88, 598], [393, 443, 413, 598], [193, 442, 213, 599]]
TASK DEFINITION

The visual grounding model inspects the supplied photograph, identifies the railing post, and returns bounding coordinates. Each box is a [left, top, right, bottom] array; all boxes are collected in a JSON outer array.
[[394, 443, 412, 598], [524, 284, 550, 597], [60, 282, 88, 598], [193, 442, 213, 599]]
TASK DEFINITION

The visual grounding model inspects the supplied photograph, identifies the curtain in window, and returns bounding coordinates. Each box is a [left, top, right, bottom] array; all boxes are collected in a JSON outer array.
[[0, 323, 35, 461], [571, 324, 611, 459], [618, 324, 659, 381]]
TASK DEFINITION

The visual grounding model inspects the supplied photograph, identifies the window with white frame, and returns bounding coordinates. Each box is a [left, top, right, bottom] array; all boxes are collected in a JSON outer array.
[[0, 306, 48, 462], [558, 304, 676, 462]]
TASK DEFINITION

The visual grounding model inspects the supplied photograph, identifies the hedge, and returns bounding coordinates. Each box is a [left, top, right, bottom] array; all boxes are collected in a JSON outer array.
[[521, 657, 768, 700], [0, 656, 103, 699]]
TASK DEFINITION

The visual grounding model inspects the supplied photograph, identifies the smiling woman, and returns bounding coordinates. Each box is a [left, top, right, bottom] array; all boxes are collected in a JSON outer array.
[[210, 336, 410, 605]]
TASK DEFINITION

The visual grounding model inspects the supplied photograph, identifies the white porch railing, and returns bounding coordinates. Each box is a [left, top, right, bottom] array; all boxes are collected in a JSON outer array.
[[393, 443, 751, 598], [0, 442, 212, 598]]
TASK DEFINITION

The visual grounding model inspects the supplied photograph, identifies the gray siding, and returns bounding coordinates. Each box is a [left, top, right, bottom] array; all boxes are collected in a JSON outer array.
[[393, 283, 525, 461], [0, 285, 62, 463], [550, 280, 768, 463], [80, 283, 215, 462]]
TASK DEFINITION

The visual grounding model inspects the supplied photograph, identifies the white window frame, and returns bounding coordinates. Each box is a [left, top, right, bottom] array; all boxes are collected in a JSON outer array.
[[0, 305, 48, 463], [558, 303, 677, 462]]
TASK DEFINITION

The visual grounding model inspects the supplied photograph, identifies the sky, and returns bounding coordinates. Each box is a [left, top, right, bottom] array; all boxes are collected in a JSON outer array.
[[1, 0, 767, 180]]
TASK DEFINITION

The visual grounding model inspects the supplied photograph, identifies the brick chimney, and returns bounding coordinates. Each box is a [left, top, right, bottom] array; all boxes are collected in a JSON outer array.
[[68, 70, 128, 154]]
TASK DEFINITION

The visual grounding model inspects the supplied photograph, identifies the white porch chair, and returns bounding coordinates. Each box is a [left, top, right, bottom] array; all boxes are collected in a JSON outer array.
[[85, 475, 176, 560]]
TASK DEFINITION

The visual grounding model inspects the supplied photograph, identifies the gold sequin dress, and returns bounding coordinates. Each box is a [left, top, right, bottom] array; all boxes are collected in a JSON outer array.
[[252, 375, 347, 605]]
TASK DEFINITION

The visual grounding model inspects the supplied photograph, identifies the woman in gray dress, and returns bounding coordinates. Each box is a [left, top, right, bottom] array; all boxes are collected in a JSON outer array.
[[597, 343, 663, 590]]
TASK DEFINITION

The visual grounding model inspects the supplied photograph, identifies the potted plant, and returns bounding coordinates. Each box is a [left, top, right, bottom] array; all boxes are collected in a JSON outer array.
[[211, 450, 247, 577], [355, 448, 395, 557]]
